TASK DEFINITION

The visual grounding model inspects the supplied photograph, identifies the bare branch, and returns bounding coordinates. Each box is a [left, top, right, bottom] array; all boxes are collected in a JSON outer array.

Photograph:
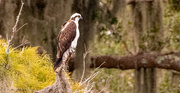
[[15, 23, 28, 33], [6, 0, 24, 67], [12, 0, 24, 33], [99, 75, 111, 93], [79, 47, 90, 84], [10, 41, 30, 52], [80, 62, 104, 86]]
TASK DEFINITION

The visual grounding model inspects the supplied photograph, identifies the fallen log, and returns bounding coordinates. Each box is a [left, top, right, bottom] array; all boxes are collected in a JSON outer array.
[[68, 52, 180, 72]]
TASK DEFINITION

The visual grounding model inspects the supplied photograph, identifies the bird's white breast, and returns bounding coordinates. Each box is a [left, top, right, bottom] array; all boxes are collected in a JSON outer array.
[[71, 21, 80, 48]]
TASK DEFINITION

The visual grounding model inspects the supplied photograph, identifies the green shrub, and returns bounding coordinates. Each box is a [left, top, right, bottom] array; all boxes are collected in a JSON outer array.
[[0, 39, 86, 93], [0, 39, 55, 92]]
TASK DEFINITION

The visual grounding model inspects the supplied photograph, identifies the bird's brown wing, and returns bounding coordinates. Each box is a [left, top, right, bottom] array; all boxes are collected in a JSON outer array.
[[54, 21, 76, 71], [57, 21, 76, 58], [61, 21, 67, 28]]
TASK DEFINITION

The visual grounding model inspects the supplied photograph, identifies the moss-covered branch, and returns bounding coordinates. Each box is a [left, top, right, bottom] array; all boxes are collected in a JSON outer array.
[[69, 52, 180, 72]]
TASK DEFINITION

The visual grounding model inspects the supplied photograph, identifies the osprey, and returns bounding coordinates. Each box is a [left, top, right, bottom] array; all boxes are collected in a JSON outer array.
[[54, 13, 83, 71]]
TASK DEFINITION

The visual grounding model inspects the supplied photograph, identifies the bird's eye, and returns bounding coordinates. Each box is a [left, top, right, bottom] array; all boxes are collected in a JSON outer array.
[[78, 15, 80, 17]]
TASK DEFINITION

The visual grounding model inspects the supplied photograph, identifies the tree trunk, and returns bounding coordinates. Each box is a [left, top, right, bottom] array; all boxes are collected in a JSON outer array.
[[172, 71, 180, 92], [35, 68, 72, 93], [131, 1, 163, 93], [71, 0, 98, 81]]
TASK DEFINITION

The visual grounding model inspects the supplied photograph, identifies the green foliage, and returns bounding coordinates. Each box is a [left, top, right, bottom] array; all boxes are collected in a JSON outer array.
[[93, 20, 127, 55], [0, 39, 55, 91], [158, 71, 172, 93], [158, 70, 180, 93], [163, 2, 180, 51], [168, 0, 180, 11], [93, 36, 126, 55], [0, 39, 86, 93], [93, 69, 134, 93], [0, 39, 6, 67]]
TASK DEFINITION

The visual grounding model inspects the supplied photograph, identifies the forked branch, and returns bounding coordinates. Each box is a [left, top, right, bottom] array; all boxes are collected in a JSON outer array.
[[6, 0, 26, 66]]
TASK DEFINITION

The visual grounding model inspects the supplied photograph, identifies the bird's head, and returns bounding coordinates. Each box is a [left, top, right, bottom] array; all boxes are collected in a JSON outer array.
[[70, 13, 83, 22]]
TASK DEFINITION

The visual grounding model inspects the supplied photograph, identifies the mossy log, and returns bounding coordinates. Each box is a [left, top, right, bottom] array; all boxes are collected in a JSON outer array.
[[68, 52, 180, 72]]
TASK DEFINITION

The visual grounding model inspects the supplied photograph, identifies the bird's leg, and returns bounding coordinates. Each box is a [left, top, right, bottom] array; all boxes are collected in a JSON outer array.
[[69, 47, 75, 54]]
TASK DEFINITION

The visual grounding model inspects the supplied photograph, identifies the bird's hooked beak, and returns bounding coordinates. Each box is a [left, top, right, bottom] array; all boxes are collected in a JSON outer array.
[[80, 16, 83, 20]]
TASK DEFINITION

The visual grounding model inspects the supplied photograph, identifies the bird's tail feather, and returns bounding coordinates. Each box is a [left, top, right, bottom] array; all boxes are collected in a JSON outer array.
[[53, 57, 62, 71]]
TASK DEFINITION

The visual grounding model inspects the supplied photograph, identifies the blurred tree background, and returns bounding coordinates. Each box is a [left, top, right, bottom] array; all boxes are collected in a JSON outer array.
[[0, 0, 180, 93]]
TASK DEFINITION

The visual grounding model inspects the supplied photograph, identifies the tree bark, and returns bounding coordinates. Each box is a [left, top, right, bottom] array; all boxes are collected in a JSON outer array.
[[34, 69, 72, 93], [68, 51, 180, 72]]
